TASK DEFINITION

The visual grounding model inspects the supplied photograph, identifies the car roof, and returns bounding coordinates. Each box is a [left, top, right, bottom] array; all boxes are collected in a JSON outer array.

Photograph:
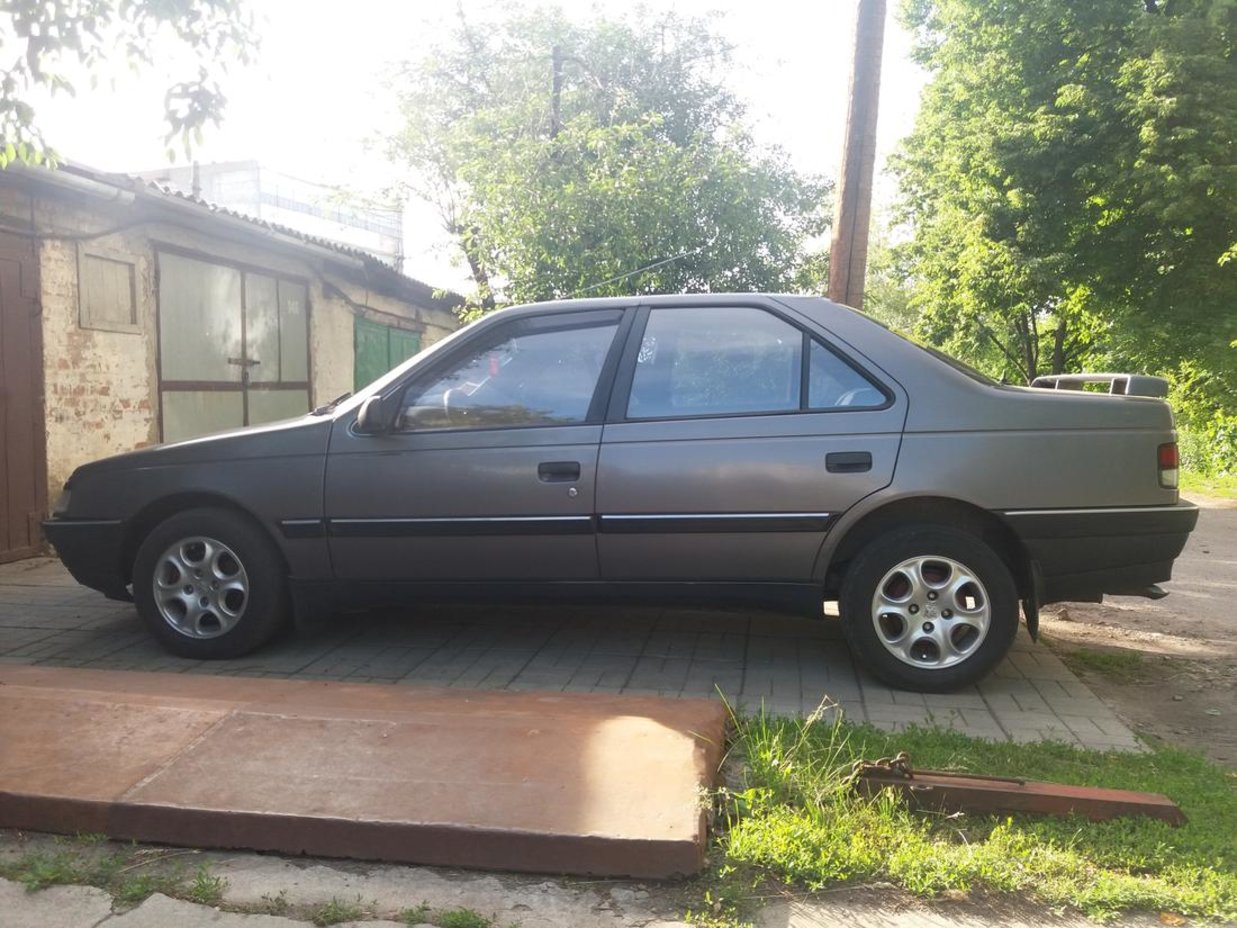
[[491, 292, 862, 320]]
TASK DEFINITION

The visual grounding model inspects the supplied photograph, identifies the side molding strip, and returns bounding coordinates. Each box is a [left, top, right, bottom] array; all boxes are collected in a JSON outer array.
[[599, 513, 833, 534]]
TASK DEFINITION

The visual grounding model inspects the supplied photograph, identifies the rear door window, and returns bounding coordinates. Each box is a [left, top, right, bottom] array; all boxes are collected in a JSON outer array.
[[625, 305, 886, 419]]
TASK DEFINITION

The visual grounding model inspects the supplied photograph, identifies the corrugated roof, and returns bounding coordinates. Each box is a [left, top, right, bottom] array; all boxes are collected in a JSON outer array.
[[142, 179, 386, 265], [52, 162, 462, 311]]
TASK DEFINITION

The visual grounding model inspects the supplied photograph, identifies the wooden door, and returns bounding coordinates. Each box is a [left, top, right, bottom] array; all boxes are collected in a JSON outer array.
[[0, 232, 46, 562]]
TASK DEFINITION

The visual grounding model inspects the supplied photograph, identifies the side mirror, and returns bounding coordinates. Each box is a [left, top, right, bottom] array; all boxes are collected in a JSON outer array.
[[355, 395, 392, 434]]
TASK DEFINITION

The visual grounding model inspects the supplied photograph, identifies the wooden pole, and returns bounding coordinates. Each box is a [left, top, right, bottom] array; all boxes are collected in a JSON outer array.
[[828, 0, 887, 310]]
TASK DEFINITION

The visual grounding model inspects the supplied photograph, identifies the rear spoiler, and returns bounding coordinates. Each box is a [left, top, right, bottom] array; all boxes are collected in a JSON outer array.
[[1030, 373, 1168, 398]]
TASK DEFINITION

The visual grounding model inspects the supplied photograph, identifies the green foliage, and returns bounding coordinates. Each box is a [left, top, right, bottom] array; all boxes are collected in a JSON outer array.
[[386, 5, 828, 313], [893, 0, 1237, 393], [718, 710, 1237, 920], [1167, 357, 1237, 476], [0, 0, 258, 165]]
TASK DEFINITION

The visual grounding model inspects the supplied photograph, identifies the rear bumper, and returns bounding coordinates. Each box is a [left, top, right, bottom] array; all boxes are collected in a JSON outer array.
[[41, 519, 132, 601], [1000, 502, 1199, 604]]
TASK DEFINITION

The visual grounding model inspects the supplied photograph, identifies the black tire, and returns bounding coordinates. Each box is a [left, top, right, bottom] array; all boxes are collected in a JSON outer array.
[[840, 525, 1019, 692], [133, 507, 288, 659]]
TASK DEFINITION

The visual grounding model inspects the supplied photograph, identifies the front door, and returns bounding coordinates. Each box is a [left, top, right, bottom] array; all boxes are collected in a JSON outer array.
[[156, 250, 310, 442], [597, 302, 906, 582], [324, 309, 627, 581], [0, 232, 47, 563]]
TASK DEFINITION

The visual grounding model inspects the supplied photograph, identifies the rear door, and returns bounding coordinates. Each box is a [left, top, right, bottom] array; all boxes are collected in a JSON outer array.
[[597, 301, 905, 582], [324, 308, 628, 581]]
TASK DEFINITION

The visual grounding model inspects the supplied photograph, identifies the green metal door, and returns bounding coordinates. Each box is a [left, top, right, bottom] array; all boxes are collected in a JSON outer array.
[[354, 317, 422, 391]]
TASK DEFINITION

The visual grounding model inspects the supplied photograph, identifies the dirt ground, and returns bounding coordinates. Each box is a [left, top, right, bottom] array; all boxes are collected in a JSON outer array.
[[1039, 493, 1237, 767]]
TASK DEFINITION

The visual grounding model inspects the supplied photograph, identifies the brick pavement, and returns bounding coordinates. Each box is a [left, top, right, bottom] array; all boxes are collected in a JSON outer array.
[[0, 557, 1142, 751]]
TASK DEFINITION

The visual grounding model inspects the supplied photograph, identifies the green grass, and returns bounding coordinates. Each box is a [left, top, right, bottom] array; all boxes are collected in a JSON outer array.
[[1180, 470, 1237, 499], [400, 902, 433, 924], [1061, 647, 1147, 681], [187, 864, 227, 906], [113, 870, 185, 906], [435, 909, 494, 928], [311, 895, 371, 926], [716, 708, 1237, 922], [0, 843, 222, 910]]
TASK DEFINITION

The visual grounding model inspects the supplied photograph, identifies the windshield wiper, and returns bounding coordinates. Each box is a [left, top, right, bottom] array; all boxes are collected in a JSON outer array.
[[311, 392, 351, 415]]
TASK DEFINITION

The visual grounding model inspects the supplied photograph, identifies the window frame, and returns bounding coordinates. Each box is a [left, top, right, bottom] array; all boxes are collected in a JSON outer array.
[[607, 303, 894, 424], [77, 242, 140, 334], [390, 307, 632, 435], [153, 244, 312, 442]]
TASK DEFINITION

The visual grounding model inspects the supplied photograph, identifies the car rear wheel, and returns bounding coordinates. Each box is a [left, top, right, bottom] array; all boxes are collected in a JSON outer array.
[[840, 526, 1019, 692], [133, 507, 288, 659]]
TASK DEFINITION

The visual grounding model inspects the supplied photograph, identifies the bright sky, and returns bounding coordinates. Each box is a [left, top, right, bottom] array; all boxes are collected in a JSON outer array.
[[36, 0, 927, 289]]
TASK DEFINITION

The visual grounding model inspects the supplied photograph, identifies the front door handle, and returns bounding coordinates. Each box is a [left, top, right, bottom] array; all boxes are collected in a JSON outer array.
[[538, 461, 581, 482], [826, 451, 872, 474]]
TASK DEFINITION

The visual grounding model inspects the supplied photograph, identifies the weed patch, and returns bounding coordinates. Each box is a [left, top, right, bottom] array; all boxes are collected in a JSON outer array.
[[0, 843, 234, 911], [312, 895, 372, 926], [400, 901, 433, 924], [717, 707, 1237, 921], [187, 864, 227, 905], [435, 908, 493, 928]]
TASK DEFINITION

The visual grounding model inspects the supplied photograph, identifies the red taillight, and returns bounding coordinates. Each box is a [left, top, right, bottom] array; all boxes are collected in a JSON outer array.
[[1158, 442, 1179, 489]]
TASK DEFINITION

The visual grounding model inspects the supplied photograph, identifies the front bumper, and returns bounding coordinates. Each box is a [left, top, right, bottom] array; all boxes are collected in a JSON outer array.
[[1000, 502, 1199, 604], [41, 518, 132, 601]]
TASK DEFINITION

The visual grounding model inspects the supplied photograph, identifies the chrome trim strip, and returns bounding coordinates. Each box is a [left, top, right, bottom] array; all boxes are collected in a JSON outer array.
[[601, 512, 832, 521], [1001, 504, 1192, 516], [598, 512, 833, 534], [331, 516, 591, 525], [279, 518, 327, 539], [327, 515, 593, 538], [42, 518, 123, 527]]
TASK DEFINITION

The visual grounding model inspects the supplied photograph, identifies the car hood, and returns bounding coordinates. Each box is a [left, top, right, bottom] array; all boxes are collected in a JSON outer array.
[[72, 414, 333, 478]]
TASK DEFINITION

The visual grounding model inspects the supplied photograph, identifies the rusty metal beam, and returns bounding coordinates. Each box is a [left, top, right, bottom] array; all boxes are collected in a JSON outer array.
[[855, 769, 1186, 825]]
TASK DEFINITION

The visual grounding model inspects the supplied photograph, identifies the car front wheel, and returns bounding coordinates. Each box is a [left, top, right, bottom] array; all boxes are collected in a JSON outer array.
[[840, 526, 1019, 692], [133, 507, 288, 659]]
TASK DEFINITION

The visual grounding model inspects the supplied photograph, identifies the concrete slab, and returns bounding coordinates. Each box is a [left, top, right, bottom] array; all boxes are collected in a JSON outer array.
[[0, 666, 726, 878], [0, 877, 115, 928], [105, 893, 305, 928]]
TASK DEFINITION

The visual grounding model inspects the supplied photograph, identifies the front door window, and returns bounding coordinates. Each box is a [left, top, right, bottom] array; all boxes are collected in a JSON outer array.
[[157, 252, 309, 442], [399, 319, 620, 431]]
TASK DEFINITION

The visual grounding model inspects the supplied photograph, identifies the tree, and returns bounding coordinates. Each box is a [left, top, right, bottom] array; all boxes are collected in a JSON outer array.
[[385, 5, 829, 312], [893, 0, 1237, 389], [0, 0, 258, 166]]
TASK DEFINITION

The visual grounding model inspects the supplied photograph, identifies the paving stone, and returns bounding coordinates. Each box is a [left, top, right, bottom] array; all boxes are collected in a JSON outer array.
[[0, 560, 1140, 742]]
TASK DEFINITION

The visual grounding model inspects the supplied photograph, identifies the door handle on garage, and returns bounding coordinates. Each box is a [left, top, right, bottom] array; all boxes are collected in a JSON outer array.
[[826, 451, 872, 474], [538, 461, 581, 482]]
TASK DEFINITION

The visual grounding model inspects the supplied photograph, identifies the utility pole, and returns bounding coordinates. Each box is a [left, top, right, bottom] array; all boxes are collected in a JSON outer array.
[[828, 0, 886, 310]]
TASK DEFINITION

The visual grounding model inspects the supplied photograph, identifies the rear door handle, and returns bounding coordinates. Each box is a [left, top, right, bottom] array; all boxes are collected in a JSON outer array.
[[538, 461, 581, 482], [826, 451, 872, 474]]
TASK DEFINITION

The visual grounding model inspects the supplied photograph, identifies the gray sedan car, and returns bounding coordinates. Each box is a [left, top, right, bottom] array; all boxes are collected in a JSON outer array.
[[44, 295, 1198, 691]]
